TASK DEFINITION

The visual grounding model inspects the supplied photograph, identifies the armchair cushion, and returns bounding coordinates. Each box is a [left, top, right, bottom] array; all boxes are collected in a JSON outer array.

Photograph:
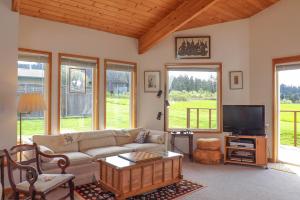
[[16, 174, 74, 193]]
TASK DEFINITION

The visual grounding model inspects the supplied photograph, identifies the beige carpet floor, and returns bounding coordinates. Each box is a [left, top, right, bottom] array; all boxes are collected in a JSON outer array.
[[45, 157, 300, 200]]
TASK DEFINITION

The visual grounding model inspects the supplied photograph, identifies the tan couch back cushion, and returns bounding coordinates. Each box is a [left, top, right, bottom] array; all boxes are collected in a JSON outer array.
[[33, 134, 79, 153], [79, 130, 116, 152], [114, 128, 143, 145]]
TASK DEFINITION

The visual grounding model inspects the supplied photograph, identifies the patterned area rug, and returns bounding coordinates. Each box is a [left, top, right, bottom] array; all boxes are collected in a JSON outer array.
[[75, 180, 204, 200]]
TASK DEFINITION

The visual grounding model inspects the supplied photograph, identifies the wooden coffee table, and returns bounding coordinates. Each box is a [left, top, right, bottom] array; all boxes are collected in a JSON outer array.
[[97, 151, 183, 200]]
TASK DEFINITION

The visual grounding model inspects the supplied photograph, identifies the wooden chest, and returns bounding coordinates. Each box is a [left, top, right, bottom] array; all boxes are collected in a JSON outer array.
[[98, 151, 183, 200]]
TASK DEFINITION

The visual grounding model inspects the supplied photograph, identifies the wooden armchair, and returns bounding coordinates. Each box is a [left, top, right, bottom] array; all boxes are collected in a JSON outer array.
[[4, 143, 75, 200]]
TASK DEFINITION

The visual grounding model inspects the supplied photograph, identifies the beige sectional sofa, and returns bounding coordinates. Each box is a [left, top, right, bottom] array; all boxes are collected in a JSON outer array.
[[25, 128, 168, 185]]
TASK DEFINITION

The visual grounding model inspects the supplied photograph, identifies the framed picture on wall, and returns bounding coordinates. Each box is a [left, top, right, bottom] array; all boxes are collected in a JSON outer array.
[[175, 36, 211, 59], [69, 68, 86, 93], [144, 71, 160, 92], [230, 71, 243, 90]]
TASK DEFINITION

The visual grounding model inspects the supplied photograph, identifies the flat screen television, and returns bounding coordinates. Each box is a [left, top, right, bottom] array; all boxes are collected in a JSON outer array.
[[223, 105, 265, 135]]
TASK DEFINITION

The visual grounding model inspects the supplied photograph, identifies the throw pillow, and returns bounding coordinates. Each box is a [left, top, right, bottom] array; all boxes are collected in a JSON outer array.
[[146, 134, 164, 144], [113, 130, 132, 146], [134, 130, 150, 144]]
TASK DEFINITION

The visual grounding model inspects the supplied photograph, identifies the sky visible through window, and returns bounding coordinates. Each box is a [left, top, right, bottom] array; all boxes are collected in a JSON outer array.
[[279, 69, 300, 86]]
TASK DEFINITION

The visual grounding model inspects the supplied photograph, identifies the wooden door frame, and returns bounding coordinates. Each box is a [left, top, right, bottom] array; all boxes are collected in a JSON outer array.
[[272, 55, 300, 162]]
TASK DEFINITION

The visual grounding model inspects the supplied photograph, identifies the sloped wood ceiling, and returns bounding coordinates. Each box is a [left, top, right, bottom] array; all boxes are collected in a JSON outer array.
[[14, 0, 279, 52]]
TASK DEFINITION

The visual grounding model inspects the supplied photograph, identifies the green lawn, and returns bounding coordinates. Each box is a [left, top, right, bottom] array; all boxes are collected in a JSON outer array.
[[168, 100, 217, 129], [279, 104, 300, 147], [18, 98, 300, 147]]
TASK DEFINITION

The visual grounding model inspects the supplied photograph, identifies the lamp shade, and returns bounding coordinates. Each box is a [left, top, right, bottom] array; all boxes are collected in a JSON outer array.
[[17, 93, 46, 113]]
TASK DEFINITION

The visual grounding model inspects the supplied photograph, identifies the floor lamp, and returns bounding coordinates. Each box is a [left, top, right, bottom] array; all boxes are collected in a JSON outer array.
[[17, 93, 46, 144]]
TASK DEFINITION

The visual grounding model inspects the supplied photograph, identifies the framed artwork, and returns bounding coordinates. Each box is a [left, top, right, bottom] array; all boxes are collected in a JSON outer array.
[[144, 71, 160, 92], [69, 68, 86, 93], [175, 36, 211, 59], [230, 71, 243, 90]]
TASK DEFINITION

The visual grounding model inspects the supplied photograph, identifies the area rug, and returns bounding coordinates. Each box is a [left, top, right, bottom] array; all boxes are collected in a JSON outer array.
[[75, 180, 204, 200]]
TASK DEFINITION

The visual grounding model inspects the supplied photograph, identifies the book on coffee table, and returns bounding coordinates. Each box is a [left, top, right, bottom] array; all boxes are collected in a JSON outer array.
[[118, 152, 162, 163]]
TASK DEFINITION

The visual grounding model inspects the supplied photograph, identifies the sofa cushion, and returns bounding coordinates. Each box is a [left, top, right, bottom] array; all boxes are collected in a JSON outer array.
[[33, 135, 79, 153], [114, 128, 143, 145], [41, 152, 93, 170], [79, 131, 117, 152], [84, 146, 133, 159], [122, 143, 165, 153]]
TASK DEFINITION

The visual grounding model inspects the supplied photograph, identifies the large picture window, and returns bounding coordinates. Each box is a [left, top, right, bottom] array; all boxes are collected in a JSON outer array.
[[17, 48, 52, 137], [104, 59, 137, 129], [165, 64, 222, 132], [58, 54, 99, 133]]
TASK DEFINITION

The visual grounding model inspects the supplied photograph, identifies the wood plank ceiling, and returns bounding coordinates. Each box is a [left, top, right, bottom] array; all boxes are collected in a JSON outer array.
[[14, 0, 279, 53]]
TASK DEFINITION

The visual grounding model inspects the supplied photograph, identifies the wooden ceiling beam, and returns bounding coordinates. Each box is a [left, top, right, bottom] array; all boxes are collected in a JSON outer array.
[[21, 0, 149, 32], [138, 0, 219, 54], [11, 0, 21, 12]]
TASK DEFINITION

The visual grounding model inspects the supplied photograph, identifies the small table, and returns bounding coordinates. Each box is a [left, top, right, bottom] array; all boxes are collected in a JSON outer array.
[[170, 131, 194, 161], [98, 151, 183, 200]]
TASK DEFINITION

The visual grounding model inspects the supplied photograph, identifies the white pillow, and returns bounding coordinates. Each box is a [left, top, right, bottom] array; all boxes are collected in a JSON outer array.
[[146, 135, 164, 144]]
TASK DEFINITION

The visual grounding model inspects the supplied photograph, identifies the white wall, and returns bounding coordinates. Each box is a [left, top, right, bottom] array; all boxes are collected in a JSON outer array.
[[250, 0, 300, 157], [19, 16, 140, 132], [19, 16, 251, 152], [140, 20, 251, 152], [0, 0, 19, 149]]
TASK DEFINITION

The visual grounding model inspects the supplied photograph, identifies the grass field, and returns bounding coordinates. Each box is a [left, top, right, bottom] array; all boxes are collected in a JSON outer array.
[[18, 98, 300, 147]]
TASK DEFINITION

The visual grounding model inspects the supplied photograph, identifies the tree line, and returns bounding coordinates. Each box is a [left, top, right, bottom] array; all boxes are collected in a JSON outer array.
[[170, 75, 217, 93], [280, 84, 300, 103]]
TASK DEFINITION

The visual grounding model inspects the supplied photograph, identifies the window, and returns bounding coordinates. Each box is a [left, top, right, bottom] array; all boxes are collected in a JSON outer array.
[[104, 59, 137, 129], [58, 54, 99, 133], [165, 64, 222, 132], [17, 48, 52, 137]]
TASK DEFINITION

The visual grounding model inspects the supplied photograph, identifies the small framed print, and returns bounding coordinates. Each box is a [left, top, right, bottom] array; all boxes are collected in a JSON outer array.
[[175, 36, 211, 59], [69, 68, 86, 93], [230, 71, 243, 90], [144, 71, 160, 93]]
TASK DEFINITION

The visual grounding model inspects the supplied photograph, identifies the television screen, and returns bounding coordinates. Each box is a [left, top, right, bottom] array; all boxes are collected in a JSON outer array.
[[223, 105, 265, 135]]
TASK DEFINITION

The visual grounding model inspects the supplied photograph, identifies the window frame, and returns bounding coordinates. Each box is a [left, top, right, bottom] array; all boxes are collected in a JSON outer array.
[[104, 59, 137, 129], [18, 48, 52, 135], [164, 63, 223, 133], [58, 53, 100, 133]]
